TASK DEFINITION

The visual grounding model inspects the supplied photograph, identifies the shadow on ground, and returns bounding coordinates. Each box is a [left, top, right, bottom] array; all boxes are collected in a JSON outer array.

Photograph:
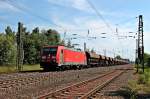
[[20, 70, 43, 73], [104, 90, 130, 99], [105, 89, 150, 99]]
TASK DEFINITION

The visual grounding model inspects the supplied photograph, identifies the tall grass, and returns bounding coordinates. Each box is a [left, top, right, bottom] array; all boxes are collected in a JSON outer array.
[[124, 66, 150, 98], [0, 66, 16, 73], [0, 64, 42, 73]]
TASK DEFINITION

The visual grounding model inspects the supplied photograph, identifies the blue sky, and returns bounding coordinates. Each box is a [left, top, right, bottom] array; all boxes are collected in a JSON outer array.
[[0, 0, 150, 60]]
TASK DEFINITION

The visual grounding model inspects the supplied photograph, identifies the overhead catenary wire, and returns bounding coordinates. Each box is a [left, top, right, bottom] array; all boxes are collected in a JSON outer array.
[[113, 17, 138, 58], [115, 16, 137, 37], [86, 0, 127, 58], [3, 0, 114, 33], [86, 0, 122, 45], [86, 0, 114, 33], [2, 0, 136, 60], [116, 16, 138, 26], [4, 0, 135, 35], [3, 0, 66, 31]]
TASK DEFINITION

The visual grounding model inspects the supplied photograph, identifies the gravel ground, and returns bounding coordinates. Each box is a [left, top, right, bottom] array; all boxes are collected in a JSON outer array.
[[0, 65, 132, 99], [91, 68, 135, 99]]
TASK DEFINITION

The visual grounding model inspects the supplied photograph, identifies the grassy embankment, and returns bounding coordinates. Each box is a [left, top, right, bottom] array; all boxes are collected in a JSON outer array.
[[0, 64, 42, 73], [123, 66, 150, 98]]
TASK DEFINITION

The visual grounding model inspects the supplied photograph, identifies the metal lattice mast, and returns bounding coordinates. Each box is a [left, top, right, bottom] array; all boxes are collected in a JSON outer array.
[[16, 22, 24, 71], [136, 39, 139, 72], [138, 15, 144, 72]]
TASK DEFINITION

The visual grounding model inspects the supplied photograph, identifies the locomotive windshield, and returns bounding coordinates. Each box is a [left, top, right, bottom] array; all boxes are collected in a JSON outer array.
[[42, 47, 57, 55]]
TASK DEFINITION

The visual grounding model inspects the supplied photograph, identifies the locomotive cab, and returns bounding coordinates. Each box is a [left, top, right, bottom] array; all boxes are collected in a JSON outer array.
[[40, 46, 58, 69]]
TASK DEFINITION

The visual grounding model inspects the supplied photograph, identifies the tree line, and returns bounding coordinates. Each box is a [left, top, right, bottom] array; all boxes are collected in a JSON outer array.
[[0, 25, 150, 67], [144, 53, 150, 66], [0, 25, 67, 66]]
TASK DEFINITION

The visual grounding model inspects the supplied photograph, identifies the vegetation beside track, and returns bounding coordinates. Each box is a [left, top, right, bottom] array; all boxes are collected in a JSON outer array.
[[137, 67, 150, 94], [123, 66, 150, 98], [0, 64, 42, 73], [22, 64, 42, 71]]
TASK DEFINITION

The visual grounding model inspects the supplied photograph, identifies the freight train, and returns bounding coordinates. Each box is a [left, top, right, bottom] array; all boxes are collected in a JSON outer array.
[[40, 45, 129, 71]]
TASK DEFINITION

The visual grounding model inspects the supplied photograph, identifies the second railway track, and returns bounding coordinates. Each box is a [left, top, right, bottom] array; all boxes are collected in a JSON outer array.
[[38, 68, 129, 99]]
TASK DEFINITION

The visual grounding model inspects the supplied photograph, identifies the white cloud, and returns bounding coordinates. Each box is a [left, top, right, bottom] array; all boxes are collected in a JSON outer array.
[[72, 0, 90, 11], [0, 0, 21, 12], [47, 0, 91, 12]]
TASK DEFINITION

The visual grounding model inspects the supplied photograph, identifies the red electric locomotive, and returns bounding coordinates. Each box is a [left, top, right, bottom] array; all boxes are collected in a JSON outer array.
[[40, 45, 87, 71]]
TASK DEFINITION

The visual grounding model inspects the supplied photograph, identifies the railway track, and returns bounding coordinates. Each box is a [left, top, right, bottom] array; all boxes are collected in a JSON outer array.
[[90, 69, 134, 99], [0, 65, 133, 98], [38, 69, 128, 99]]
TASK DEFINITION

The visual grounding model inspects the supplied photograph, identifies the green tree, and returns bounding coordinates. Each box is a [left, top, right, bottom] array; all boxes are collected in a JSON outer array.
[[31, 28, 48, 63], [5, 26, 15, 40], [147, 58, 150, 66], [60, 39, 65, 46], [115, 55, 122, 59], [67, 39, 72, 48], [45, 29, 61, 45], [32, 27, 39, 34], [23, 27, 49, 64], [144, 53, 150, 66], [5, 26, 13, 35], [0, 25, 62, 65], [0, 34, 16, 66], [91, 48, 95, 53]]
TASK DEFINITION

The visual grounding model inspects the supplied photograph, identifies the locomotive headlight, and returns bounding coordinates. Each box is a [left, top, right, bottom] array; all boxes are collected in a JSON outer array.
[[42, 56, 46, 59], [52, 56, 56, 59], [52, 56, 56, 62], [53, 59, 56, 62]]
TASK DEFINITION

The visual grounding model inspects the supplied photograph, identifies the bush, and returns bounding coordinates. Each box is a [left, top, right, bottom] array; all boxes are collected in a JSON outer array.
[[0, 34, 16, 66], [138, 74, 146, 84], [122, 80, 140, 99]]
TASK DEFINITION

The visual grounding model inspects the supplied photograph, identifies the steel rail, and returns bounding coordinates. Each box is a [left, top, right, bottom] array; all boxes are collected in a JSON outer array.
[[37, 70, 123, 99], [80, 70, 126, 99]]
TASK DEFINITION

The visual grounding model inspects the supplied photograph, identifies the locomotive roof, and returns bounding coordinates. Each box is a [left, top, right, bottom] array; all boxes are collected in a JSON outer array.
[[64, 47, 84, 52], [42, 45, 59, 48], [42, 45, 84, 52]]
